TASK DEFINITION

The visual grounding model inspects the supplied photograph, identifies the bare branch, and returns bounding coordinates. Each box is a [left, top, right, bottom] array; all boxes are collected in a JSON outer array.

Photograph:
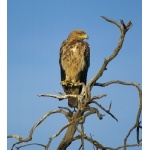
[[15, 143, 46, 150], [46, 123, 72, 150], [55, 90, 66, 95], [38, 93, 78, 100], [137, 121, 142, 144], [7, 135, 24, 141], [91, 101, 118, 122], [57, 115, 85, 150], [101, 16, 132, 32], [94, 80, 142, 147], [8, 109, 69, 150], [90, 134, 96, 150], [72, 134, 141, 150], [77, 124, 85, 150], [84, 107, 104, 121], [72, 135, 106, 150], [105, 143, 141, 150], [58, 106, 73, 114], [90, 94, 107, 101], [94, 80, 140, 88], [86, 17, 132, 92], [94, 80, 142, 146], [108, 101, 112, 111]]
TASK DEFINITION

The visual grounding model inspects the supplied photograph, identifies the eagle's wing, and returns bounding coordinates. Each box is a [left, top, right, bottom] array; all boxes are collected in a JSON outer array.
[[59, 41, 67, 82], [79, 42, 90, 84]]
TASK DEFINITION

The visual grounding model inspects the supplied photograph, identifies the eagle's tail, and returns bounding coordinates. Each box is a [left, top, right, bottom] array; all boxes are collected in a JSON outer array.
[[68, 97, 78, 108], [63, 85, 81, 108]]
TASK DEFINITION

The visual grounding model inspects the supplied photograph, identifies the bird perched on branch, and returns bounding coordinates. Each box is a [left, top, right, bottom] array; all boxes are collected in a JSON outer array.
[[59, 30, 90, 108]]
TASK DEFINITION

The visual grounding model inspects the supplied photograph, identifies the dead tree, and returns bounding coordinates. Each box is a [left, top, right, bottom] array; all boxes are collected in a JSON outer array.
[[8, 16, 142, 150]]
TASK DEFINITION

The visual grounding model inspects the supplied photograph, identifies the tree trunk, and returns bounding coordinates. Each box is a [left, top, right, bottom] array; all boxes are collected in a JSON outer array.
[[57, 123, 77, 150], [57, 111, 83, 150]]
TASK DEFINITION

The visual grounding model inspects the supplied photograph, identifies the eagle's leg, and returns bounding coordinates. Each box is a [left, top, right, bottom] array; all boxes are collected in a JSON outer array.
[[61, 76, 82, 87], [73, 81, 82, 86], [61, 80, 81, 87], [63, 76, 80, 87], [61, 80, 68, 86], [61, 76, 71, 86]]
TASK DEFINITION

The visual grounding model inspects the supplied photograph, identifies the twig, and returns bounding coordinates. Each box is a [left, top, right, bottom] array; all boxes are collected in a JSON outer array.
[[109, 101, 112, 111], [94, 80, 140, 88], [90, 94, 107, 101], [15, 143, 46, 150], [58, 106, 73, 114], [104, 143, 141, 150], [137, 121, 142, 144], [84, 107, 104, 120], [73, 135, 106, 150], [91, 101, 118, 122], [90, 134, 96, 150], [81, 124, 85, 150]]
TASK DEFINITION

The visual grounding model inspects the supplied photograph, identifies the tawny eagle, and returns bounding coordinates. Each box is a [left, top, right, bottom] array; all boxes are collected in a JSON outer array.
[[59, 30, 90, 107]]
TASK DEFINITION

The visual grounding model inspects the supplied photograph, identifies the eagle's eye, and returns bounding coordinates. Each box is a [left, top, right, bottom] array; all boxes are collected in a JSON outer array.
[[79, 33, 85, 37]]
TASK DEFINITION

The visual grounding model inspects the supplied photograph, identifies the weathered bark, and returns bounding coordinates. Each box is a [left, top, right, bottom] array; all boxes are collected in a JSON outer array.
[[57, 110, 84, 150], [57, 123, 77, 150]]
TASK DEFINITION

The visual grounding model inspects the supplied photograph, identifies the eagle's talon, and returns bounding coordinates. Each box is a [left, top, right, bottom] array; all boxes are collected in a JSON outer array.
[[66, 82, 74, 87], [61, 80, 73, 86], [73, 82, 82, 86], [68, 81, 80, 87], [61, 80, 68, 86], [61, 79, 82, 87]]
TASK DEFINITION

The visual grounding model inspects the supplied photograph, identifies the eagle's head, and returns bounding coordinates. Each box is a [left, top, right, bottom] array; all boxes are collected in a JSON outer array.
[[68, 30, 89, 41]]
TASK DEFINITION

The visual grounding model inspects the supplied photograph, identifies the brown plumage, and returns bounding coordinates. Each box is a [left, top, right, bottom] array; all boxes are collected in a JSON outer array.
[[59, 30, 90, 107]]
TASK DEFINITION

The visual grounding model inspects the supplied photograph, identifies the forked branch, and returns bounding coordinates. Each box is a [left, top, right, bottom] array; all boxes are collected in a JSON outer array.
[[86, 16, 132, 92], [94, 80, 142, 149], [7, 109, 70, 150]]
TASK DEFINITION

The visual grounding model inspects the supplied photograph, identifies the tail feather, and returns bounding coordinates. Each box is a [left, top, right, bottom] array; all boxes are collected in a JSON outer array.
[[62, 85, 81, 107], [68, 97, 78, 108]]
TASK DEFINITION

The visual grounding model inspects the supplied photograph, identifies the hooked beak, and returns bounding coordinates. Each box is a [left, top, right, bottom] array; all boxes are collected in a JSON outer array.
[[83, 34, 89, 40]]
